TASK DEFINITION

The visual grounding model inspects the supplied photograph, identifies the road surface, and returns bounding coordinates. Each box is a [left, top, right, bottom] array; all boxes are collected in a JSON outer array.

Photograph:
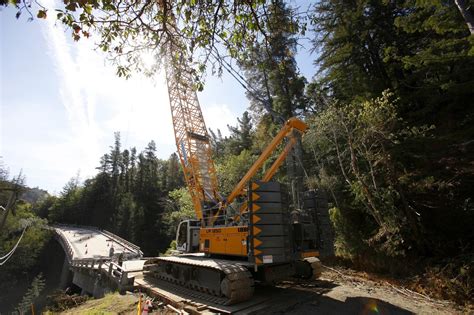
[[53, 225, 142, 263]]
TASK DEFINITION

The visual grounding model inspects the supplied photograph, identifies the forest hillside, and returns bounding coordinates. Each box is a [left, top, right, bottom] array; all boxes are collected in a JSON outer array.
[[1, 0, 473, 310]]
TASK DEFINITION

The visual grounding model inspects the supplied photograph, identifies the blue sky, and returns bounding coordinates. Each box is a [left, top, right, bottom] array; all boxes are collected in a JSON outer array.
[[0, 1, 316, 194]]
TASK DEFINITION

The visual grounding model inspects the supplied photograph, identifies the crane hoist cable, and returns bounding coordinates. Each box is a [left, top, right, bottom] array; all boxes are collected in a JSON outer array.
[[0, 226, 28, 266], [209, 48, 284, 124]]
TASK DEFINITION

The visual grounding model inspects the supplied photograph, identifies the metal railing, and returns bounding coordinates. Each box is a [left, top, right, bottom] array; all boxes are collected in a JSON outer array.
[[70, 257, 134, 287], [101, 230, 143, 257], [50, 223, 143, 258], [50, 227, 75, 263], [49, 223, 140, 290]]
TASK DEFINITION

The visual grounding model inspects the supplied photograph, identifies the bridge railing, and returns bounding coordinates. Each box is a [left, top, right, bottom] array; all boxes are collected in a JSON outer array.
[[101, 230, 143, 257], [50, 223, 143, 258], [71, 257, 134, 288], [49, 226, 75, 263], [52, 223, 100, 231]]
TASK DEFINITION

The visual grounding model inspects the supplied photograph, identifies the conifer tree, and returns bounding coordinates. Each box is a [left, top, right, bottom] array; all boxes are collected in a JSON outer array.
[[240, 0, 308, 121], [227, 111, 253, 155], [239, 0, 308, 206], [16, 273, 45, 314]]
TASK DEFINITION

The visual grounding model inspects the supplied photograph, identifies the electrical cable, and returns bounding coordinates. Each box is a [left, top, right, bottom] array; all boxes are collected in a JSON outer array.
[[0, 226, 27, 261], [0, 227, 25, 260], [209, 48, 284, 124], [0, 226, 28, 266], [0, 248, 16, 266]]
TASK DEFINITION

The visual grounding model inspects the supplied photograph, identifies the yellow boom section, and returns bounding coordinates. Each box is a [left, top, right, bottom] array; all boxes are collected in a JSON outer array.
[[219, 117, 308, 220], [164, 42, 220, 223]]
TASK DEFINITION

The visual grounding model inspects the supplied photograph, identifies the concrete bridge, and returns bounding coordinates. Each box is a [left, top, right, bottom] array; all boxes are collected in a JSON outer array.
[[52, 224, 144, 298]]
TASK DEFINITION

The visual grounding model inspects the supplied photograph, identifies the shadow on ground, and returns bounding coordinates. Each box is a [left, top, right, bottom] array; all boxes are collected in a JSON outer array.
[[138, 274, 413, 315], [249, 279, 413, 315]]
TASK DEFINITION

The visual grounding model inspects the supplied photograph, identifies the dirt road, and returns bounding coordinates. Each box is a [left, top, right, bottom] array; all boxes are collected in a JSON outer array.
[[249, 268, 469, 315], [54, 266, 471, 314]]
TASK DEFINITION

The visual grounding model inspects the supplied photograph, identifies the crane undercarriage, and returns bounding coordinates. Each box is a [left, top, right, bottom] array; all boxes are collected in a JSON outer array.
[[143, 254, 322, 305]]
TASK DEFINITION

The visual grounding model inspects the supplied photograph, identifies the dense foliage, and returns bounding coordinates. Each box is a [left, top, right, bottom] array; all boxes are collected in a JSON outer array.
[[307, 0, 474, 262], [0, 166, 51, 312], [2, 0, 473, 304], [0, 168, 49, 275], [16, 273, 46, 314]]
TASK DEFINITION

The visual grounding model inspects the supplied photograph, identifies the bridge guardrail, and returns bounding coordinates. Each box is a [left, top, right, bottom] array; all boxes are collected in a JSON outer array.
[[101, 230, 143, 257], [71, 257, 133, 288], [52, 223, 99, 231], [49, 224, 139, 294], [50, 223, 143, 258], [49, 226, 75, 263]]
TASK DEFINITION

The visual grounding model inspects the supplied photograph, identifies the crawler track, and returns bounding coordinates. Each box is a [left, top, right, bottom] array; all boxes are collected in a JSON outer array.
[[143, 255, 254, 305]]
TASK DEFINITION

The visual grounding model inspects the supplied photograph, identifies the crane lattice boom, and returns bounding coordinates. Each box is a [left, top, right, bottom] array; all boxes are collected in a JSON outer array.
[[164, 42, 220, 224]]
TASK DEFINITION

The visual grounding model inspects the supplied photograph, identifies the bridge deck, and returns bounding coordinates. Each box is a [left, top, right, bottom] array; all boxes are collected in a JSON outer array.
[[53, 225, 142, 260]]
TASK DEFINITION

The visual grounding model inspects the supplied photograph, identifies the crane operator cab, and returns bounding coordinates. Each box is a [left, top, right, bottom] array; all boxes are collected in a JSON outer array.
[[176, 219, 200, 253]]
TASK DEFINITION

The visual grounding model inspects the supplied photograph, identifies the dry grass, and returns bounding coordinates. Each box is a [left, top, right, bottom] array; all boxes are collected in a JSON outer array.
[[57, 293, 138, 315], [323, 254, 473, 308]]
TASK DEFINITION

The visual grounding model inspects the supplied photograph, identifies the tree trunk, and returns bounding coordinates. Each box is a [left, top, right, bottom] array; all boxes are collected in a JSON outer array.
[[455, 0, 474, 34], [347, 136, 384, 227], [293, 136, 305, 209]]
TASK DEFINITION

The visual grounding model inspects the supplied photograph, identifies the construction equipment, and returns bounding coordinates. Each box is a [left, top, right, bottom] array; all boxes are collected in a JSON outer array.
[[144, 1, 331, 305]]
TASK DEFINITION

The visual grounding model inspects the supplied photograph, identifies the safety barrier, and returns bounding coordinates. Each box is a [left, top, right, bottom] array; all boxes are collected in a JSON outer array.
[[101, 230, 143, 256], [47, 224, 140, 295], [50, 224, 143, 259], [50, 227, 75, 263], [70, 257, 133, 288]]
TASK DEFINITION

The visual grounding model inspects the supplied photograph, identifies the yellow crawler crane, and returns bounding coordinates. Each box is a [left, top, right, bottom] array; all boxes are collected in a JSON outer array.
[[144, 0, 330, 305]]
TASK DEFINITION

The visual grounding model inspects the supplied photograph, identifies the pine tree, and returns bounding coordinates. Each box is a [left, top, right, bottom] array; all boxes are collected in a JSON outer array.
[[165, 153, 183, 191], [226, 111, 253, 155], [311, 0, 474, 122], [121, 149, 131, 192], [16, 273, 45, 314], [209, 128, 225, 157], [238, 0, 309, 205], [239, 0, 308, 121]]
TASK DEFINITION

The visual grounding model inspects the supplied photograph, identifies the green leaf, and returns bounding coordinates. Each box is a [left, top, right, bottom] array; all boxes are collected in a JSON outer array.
[[84, 4, 92, 15], [37, 10, 47, 19], [65, 2, 77, 12]]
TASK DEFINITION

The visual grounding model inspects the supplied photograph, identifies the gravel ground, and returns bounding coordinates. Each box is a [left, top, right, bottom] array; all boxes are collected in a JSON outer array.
[[253, 268, 471, 315], [52, 267, 472, 315]]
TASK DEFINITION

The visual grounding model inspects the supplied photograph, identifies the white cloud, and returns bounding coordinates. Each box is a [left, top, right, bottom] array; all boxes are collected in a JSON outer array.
[[201, 103, 237, 137], [1, 1, 245, 193], [39, 0, 175, 187]]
